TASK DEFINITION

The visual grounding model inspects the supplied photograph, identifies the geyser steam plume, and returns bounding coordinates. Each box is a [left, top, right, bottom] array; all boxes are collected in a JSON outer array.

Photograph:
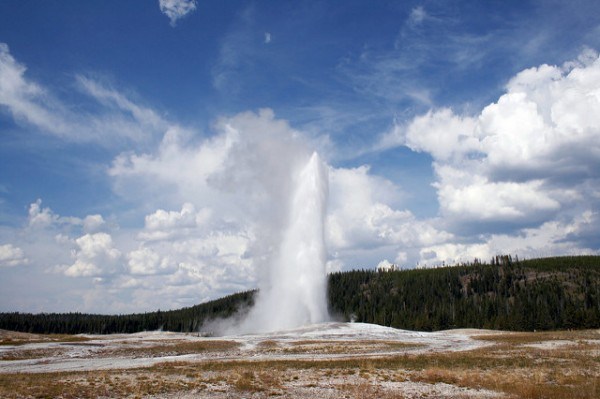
[[235, 151, 330, 333]]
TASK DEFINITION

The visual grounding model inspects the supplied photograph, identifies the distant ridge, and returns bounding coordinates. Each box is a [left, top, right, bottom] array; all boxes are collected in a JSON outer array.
[[1, 256, 599, 334], [329, 255, 600, 331], [0, 290, 256, 335]]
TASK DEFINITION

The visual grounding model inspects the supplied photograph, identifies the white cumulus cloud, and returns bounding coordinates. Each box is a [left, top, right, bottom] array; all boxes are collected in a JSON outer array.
[[63, 233, 122, 277], [27, 199, 108, 234], [159, 0, 197, 26], [128, 246, 172, 275], [139, 203, 211, 241], [28, 199, 58, 227], [326, 164, 452, 269], [376, 48, 600, 264], [382, 49, 600, 233], [82, 215, 106, 233], [418, 210, 599, 266], [0, 244, 28, 267], [109, 124, 235, 210]]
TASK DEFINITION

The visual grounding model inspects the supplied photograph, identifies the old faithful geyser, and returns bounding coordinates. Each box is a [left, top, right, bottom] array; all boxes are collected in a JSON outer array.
[[235, 151, 329, 333], [269, 151, 329, 329]]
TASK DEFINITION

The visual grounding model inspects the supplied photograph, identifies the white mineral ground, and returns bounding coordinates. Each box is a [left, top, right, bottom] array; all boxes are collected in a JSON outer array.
[[0, 322, 494, 374], [3, 322, 599, 399]]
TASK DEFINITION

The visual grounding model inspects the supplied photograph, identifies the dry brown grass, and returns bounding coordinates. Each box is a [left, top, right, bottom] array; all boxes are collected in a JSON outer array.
[[229, 368, 284, 394], [406, 336, 600, 399], [0, 332, 90, 346], [474, 329, 600, 345], [413, 366, 459, 385], [0, 338, 239, 361], [343, 380, 406, 399], [0, 346, 66, 361], [256, 339, 282, 355], [96, 339, 240, 358], [0, 367, 220, 399], [1, 329, 598, 398], [283, 339, 422, 355], [232, 370, 263, 392]]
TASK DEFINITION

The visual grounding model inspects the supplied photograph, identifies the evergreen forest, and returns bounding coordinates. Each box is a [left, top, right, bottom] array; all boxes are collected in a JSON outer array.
[[1, 256, 599, 334], [0, 291, 255, 335], [328, 255, 600, 331]]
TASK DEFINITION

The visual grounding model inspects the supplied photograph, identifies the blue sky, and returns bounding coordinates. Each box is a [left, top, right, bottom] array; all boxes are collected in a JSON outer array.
[[1, 0, 600, 313]]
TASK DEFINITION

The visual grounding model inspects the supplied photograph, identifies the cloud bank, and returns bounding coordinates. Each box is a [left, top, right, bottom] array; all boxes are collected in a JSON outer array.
[[1, 45, 599, 313], [380, 48, 600, 263]]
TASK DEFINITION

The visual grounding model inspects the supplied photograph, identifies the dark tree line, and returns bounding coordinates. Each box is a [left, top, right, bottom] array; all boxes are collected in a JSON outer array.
[[328, 256, 600, 331], [0, 290, 255, 335], [1, 256, 599, 334]]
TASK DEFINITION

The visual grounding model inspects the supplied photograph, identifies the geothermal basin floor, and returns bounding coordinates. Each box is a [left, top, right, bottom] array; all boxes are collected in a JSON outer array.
[[1, 322, 599, 398]]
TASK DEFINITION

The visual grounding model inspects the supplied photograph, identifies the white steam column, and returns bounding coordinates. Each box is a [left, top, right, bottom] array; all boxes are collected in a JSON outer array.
[[237, 152, 329, 333], [271, 151, 329, 329]]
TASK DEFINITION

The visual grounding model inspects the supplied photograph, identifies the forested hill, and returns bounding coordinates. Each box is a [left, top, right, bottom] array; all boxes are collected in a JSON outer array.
[[0, 290, 255, 335], [1, 256, 599, 334], [329, 255, 600, 331]]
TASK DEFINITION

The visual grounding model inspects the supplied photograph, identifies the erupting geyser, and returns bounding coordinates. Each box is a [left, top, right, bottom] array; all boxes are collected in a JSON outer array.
[[234, 151, 330, 333], [269, 151, 330, 329]]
